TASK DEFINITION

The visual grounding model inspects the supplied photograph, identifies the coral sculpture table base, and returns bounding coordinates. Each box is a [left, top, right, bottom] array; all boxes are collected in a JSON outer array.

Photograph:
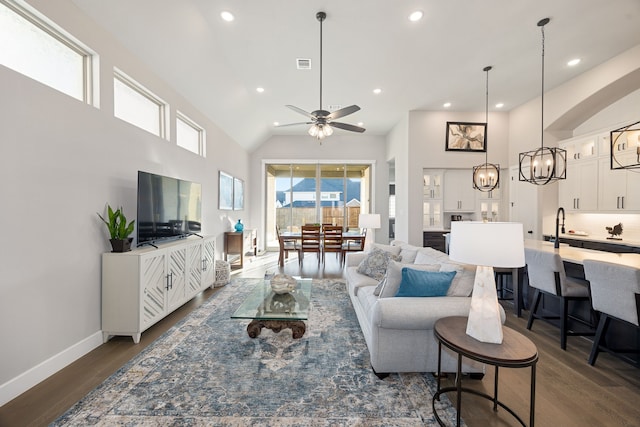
[[247, 320, 306, 339]]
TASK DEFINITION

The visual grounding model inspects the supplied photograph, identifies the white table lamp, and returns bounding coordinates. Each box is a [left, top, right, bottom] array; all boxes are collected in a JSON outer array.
[[449, 222, 525, 344], [358, 213, 381, 250]]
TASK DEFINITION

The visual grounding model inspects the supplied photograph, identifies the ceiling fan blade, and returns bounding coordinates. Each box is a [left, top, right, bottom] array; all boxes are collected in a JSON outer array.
[[286, 105, 316, 119], [326, 105, 360, 120], [276, 122, 313, 127], [330, 121, 366, 133]]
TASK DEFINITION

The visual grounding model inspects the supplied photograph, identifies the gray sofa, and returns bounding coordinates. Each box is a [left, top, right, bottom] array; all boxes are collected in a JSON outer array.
[[345, 241, 503, 376]]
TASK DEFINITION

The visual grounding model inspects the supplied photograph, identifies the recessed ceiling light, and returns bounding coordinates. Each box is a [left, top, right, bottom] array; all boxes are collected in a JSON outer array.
[[567, 58, 581, 67], [495, 103, 504, 108], [373, 88, 382, 94], [357, 122, 364, 127], [443, 102, 451, 108], [256, 87, 265, 93], [409, 11, 424, 22], [220, 11, 234, 22], [273, 122, 279, 126]]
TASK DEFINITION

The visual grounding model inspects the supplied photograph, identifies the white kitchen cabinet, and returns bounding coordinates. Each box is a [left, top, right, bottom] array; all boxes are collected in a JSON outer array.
[[102, 236, 215, 343], [598, 156, 640, 211], [559, 159, 598, 211], [444, 169, 476, 212], [423, 200, 442, 230], [561, 135, 598, 162], [423, 169, 443, 199]]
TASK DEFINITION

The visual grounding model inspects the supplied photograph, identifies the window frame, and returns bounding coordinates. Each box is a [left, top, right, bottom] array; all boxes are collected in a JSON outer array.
[[113, 67, 169, 140], [0, 0, 98, 105], [176, 111, 206, 157]]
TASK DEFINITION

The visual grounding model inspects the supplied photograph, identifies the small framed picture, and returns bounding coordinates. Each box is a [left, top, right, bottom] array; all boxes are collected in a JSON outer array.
[[445, 122, 487, 152], [218, 171, 233, 210], [233, 177, 244, 210]]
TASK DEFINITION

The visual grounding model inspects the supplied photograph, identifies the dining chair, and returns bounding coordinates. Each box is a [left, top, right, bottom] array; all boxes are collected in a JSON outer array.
[[341, 229, 366, 266], [524, 247, 595, 350], [583, 259, 640, 366], [322, 225, 343, 264], [276, 225, 298, 267], [299, 224, 321, 266]]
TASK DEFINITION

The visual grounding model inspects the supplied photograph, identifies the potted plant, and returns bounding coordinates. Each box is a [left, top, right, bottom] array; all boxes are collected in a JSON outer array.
[[98, 204, 135, 252]]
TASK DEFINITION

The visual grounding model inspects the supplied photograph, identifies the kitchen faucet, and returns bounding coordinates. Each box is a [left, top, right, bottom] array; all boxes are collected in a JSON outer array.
[[555, 207, 565, 249]]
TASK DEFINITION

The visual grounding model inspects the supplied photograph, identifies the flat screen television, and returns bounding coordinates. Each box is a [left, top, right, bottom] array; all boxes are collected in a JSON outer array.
[[137, 171, 202, 246]]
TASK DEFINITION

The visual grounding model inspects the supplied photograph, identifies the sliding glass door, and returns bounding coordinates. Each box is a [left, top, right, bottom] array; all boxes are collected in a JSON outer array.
[[265, 162, 372, 248]]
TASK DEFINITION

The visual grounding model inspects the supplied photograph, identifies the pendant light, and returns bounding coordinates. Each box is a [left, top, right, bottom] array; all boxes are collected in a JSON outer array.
[[610, 120, 640, 170], [472, 66, 500, 192], [518, 18, 567, 185]]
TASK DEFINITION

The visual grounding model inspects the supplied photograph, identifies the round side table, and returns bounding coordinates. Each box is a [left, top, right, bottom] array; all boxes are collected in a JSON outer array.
[[433, 316, 538, 427]]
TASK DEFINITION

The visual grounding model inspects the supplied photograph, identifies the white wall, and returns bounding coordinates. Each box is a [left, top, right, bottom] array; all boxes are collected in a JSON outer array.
[[0, 0, 249, 404], [249, 134, 388, 248], [400, 110, 510, 246]]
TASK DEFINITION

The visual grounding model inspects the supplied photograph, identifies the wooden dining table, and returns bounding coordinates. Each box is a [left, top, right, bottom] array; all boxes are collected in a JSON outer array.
[[279, 231, 366, 265]]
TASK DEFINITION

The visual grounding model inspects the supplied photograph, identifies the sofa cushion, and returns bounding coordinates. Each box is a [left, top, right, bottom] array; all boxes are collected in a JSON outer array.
[[370, 243, 402, 257], [357, 247, 399, 281], [396, 270, 456, 297], [379, 261, 440, 298], [439, 263, 476, 297]]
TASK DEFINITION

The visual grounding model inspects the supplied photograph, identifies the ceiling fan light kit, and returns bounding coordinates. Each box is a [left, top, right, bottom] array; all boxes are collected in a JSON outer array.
[[472, 65, 500, 193], [519, 17, 567, 185], [279, 11, 365, 143]]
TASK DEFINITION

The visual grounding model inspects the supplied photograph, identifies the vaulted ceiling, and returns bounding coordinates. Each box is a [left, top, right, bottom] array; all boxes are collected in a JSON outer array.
[[72, 0, 640, 150]]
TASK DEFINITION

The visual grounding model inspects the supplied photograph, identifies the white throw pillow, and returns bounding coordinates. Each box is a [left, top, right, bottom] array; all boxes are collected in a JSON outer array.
[[399, 248, 418, 264], [379, 261, 440, 298], [439, 263, 476, 297]]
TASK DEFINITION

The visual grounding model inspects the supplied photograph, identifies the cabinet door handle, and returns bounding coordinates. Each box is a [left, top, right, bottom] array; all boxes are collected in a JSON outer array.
[[621, 196, 625, 209]]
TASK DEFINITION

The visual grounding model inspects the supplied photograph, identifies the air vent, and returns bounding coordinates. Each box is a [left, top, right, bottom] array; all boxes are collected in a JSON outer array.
[[296, 58, 311, 69], [328, 104, 342, 111]]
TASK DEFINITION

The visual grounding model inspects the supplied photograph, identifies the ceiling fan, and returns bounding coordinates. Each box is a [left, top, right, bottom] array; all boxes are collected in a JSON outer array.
[[278, 11, 365, 140]]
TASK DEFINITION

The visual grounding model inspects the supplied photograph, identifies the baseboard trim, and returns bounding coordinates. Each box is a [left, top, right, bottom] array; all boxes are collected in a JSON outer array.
[[0, 331, 103, 406]]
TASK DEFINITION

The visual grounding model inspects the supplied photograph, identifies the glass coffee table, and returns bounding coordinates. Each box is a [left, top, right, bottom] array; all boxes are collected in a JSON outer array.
[[231, 278, 312, 339]]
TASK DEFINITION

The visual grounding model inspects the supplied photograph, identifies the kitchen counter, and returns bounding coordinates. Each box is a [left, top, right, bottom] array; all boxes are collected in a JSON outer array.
[[525, 239, 640, 268], [542, 233, 640, 254]]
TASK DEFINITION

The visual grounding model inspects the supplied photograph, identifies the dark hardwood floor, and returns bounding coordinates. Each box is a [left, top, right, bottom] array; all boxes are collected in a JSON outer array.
[[1, 251, 638, 426]]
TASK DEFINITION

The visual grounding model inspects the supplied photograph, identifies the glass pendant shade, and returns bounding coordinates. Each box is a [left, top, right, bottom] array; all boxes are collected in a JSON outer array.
[[519, 146, 567, 185], [473, 162, 500, 191], [610, 121, 640, 170]]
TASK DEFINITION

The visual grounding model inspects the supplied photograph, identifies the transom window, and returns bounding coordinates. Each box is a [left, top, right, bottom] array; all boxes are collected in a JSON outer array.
[[0, 0, 95, 103], [113, 68, 168, 139], [176, 112, 205, 156]]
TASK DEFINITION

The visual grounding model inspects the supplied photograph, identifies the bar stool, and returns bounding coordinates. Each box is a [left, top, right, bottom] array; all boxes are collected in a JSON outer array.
[[583, 259, 640, 366], [524, 248, 595, 350]]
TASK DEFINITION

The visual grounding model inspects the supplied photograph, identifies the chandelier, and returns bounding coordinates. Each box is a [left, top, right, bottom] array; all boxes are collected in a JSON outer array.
[[518, 18, 567, 185], [472, 66, 500, 192]]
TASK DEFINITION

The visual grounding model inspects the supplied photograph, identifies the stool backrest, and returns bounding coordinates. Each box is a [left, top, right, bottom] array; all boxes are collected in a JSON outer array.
[[583, 259, 640, 327], [524, 248, 567, 296]]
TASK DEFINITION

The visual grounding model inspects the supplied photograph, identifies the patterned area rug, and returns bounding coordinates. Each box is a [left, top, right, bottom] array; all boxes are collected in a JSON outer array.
[[53, 278, 464, 426]]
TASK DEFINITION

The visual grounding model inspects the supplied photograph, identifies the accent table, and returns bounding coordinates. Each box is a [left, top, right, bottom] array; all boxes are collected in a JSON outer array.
[[433, 316, 538, 427], [231, 278, 312, 339]]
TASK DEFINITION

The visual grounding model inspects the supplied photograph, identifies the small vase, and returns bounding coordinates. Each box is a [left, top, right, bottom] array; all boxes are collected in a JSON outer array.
[[234, 220, 244, 232]]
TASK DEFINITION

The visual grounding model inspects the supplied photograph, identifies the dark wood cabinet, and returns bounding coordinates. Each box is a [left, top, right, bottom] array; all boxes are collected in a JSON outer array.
[[423, 231, 446, 252]]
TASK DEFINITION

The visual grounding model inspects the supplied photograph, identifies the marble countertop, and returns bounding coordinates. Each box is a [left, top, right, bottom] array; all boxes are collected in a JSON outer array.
[[525, 240, 640, 268]]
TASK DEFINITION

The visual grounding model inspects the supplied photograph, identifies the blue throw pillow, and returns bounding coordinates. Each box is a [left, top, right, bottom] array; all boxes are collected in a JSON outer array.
[[395, 268, 456, 297]]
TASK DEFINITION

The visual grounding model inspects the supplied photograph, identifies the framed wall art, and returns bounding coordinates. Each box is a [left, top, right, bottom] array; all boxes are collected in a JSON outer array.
[[233, 177, 244, 210], [218, 170, 234, 210], [445, 121, 487, 152]]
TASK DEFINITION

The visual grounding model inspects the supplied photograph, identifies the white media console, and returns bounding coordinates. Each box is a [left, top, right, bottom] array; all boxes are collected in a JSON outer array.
[[101, 235, 216, 343]]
